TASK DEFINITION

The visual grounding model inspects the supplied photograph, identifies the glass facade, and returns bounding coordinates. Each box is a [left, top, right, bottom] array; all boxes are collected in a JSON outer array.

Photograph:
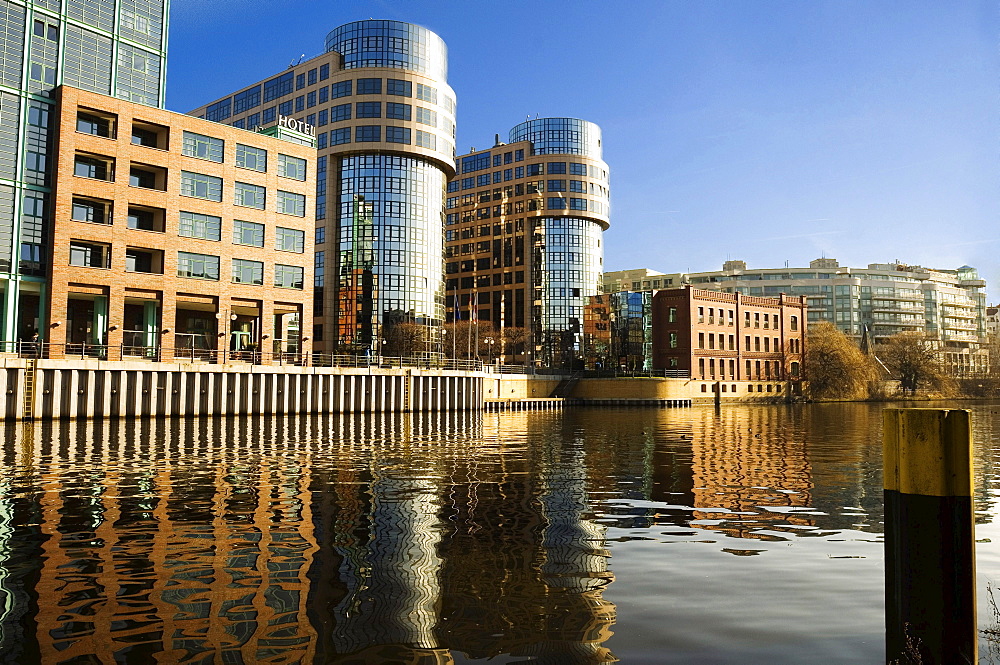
[[325, 20, 448, 81], [509, 118, 603, 157], [0, 0, 168, 343], [337, 154, 445, 348], [534, 216, 604, 367]]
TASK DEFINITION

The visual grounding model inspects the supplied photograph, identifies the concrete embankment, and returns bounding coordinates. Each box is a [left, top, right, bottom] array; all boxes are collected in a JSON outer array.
[[2, 358, 486, 421]]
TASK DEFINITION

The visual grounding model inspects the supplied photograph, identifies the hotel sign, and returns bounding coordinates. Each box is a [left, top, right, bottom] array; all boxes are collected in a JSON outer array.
[[254, 115, 315, 137]]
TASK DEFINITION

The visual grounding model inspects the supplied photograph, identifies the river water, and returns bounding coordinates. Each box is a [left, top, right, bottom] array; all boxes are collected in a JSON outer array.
[[1, 401, 998, 663]]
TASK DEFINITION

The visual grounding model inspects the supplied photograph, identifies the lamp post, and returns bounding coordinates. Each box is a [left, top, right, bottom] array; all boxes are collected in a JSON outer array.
[[484, 336, 495, 364]]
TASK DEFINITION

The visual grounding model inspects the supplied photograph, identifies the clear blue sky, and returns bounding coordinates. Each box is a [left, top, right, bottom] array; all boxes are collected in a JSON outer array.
[[167, 0, 1000, 297]]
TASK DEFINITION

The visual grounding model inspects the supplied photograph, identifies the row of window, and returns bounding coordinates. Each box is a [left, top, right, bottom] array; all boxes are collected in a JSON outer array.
[[70, 198, 306, 251], [72, 153, 308, 216], [449, 162, 608, 191], [209, 74, 453, 121], [68, 241, 305, 288], [692, 306, 800, 331], [449, 180, 610, 204], [180, 130, 306, 179], [697, 358, 790, 381], [76, 112, 305, 183], [698, 383, 789, 393], [446, 196, 602, 216], [694, 332, 802, 354], [307, 125, 438, 150]]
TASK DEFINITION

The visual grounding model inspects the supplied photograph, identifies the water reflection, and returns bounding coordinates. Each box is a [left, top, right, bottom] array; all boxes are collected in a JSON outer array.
[[0, 403, 996, 662]]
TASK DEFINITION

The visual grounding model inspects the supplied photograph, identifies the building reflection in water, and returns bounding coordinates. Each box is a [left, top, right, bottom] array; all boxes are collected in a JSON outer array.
[[0, 412, 617, 663]]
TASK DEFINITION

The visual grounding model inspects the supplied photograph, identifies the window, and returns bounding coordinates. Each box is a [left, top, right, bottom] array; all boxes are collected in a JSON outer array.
[[128, 206, 162, 232], [356, 101, 380, 118], [698, 333, 705, 349], [74, 154, 112, 180], [386, 126, 410, 144], [330, 103, 351, 122], [319, 64, 330, 80], [234, 182, 265, 209], [330, 128, 351, 145], [318, 87, 329, 104], [277, 190, 305, 216], [236, 144, 267, 171], [71, 197, 110, 224], [233, 85, 260, 114], [527, 163, 543, 176], [125, 248, 161, 273], [295, 73, 305, 90], [69, 241, 109, 268], [547, 197, 566, 209], [547, 179, 566, 191], [355, 125, 380, 142], [331, 80, 351, 98], [232, 258, 263, 285], [317, 132, 327, 149], [306, 91, 316, 108], [131, 123, 163, 148], [415, 130, 436, 150], [177, 251, 219, 280], [356, 78, 381, 94], [181, 171, 222, 201], [387, 79, 411, 96], [233, 219, 264, 246], [274, 264, 304, 289], [415, 107, 436, 127], [77, 111, 113, 138], [129, 165, 162, 189], [318, 109, 328, 126], [416, 83, 437, 103], [548, 162, 567, 174], [278, 154, 306, 180], [386, 102, 411, 120], [182, 131, 223, 162], [276, 226, 305, 253], [263, 72, 293, 102], [179, 211, 221, 241], [570, 162, 587, 175], [790, 315, 798, 331], [669, 332, 678, 348], [278, 100, 292, 116]]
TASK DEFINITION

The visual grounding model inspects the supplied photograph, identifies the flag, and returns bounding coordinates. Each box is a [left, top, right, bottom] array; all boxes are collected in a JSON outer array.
[[471, 292, 477, 322], [454, 293, 460, 322]]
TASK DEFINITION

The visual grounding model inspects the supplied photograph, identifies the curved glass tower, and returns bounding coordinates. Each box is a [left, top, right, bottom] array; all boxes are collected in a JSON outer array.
[[325, 20, 455, 352], [190, 20, 456, 355], [444, 118, 609, 368]]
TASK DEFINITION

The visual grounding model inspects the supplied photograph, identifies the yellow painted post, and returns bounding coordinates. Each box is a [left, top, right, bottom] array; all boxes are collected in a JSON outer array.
[[883, 408, 976, 665]]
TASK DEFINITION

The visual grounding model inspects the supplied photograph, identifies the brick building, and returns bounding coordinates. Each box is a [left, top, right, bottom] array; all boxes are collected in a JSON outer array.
[[651, 287, 806, 387], [46, 86, 315, 363]]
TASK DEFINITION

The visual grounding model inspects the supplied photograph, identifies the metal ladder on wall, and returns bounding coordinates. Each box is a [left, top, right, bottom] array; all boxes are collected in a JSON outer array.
[[402, 372, 412, 412], [22, 359, 36, 420]]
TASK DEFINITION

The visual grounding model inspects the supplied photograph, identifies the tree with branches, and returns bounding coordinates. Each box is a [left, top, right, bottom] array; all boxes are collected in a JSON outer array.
[[877, 332, 951, 395], [805, 321, 879, 400]]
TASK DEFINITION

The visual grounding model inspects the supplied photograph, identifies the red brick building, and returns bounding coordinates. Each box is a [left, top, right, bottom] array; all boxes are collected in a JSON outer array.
[[651, 287, 806, 384], [47, 86, 315, 364]]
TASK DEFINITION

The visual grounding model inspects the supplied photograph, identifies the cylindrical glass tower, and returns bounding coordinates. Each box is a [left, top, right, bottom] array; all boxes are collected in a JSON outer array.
[[510, 118, 609, 368], [323, 20, 456, 353]]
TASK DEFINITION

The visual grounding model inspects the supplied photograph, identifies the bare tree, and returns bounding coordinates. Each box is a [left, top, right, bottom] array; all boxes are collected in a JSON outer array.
[[382, 322, 426, 358], [878, 332, 952, 395], [805, 322, 879, 400]]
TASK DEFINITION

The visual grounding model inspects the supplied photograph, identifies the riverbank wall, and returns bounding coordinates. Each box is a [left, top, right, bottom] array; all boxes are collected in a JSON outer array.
[[1, 358, 487, 421]]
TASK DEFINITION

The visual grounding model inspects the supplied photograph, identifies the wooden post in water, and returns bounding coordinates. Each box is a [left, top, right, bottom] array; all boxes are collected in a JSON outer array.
[[883, 408, 976, 665]]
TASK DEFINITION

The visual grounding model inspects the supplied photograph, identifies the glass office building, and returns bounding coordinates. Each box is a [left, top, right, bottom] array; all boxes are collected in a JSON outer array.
[[446, 118, 610, 367], [191, 20, 456, 354], [0, 0, 168, 344]]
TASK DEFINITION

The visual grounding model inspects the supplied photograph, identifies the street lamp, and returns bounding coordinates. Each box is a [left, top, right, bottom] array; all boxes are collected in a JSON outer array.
[[484, 336, 495, 364]]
